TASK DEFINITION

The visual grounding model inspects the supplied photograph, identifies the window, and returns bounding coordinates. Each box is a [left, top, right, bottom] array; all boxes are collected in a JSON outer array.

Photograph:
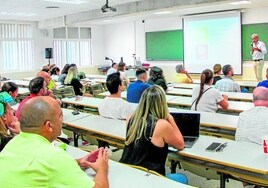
[[53, 27, 92, 68], [0, 23, 34, 71]]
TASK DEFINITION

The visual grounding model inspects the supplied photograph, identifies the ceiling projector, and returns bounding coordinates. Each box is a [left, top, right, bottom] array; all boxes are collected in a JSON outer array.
[[101, 0, 116, 13]]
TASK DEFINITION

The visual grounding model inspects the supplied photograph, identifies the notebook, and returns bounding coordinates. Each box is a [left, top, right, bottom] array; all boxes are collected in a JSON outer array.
[[170, 112, 200, 148]]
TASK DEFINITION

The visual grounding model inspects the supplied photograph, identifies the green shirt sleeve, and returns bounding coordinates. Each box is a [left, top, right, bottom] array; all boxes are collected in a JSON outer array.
[[49, 150, 95, 188]]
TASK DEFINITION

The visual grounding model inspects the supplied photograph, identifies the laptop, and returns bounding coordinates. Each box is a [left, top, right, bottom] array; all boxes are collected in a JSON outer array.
[[170, 112, 200, 148]]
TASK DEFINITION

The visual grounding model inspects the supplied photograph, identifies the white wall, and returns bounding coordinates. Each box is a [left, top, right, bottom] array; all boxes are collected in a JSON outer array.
[[103, 22, 136, 65]]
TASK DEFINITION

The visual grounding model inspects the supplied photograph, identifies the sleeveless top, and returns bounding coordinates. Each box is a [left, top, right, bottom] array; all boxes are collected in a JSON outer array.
[[119, 115, 168, 175]]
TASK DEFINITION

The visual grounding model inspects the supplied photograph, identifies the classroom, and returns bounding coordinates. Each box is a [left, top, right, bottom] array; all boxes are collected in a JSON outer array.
[[0, 0, 268, 188]]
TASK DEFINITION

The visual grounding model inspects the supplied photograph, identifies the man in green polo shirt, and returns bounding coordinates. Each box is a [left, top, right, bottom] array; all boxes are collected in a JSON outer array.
[[0, 96, 109, 188]]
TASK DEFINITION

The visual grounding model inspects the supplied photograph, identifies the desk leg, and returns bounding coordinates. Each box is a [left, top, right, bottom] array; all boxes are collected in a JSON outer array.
[[73, 132, 80, 147], [220, 173, 226, 188], [170, 160, 178, 173]]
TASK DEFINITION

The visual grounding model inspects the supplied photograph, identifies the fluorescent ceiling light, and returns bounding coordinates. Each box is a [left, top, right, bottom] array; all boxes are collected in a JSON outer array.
[[41, 0, 88, 4], [103, 20, 112, 22], [154, 11, 172, 15], [229, 0, 251, 5], [0, 12, 36, 17]]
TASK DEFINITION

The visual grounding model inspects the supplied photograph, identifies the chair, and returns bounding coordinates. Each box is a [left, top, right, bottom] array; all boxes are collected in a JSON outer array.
[[53, 86, 75, 99]]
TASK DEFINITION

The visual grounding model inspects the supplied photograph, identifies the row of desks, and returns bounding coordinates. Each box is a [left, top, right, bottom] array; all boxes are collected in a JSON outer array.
[[61, 108, 268, 188], [96, 92, 254, 114], [58, 141, 192, 188]]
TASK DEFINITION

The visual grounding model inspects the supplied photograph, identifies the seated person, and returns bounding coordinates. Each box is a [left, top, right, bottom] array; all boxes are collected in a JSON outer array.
[[58, 64, 70, 84], [257, 68, 268, 88], [118, 62, 130, 85], [107, 63, 118, 76], [174, 64, 193, 83], [127, 68, 150, 103], [15, 77, 47, 120], [191, 69, 229, 113], [37, 70, 56, 94], [98, 73, 134, 120], [0, 96, 109, 188], [235, 87, 268, 145], [147, 66, 168, 91], [0, 92, 20, 152], [212, 64, 222, 85], [64, 67, 83, 96], [51, 67, 60, 82], [215, 64, 241, 92], [120, 86, 186, 182], [1, 82, 19, 102]]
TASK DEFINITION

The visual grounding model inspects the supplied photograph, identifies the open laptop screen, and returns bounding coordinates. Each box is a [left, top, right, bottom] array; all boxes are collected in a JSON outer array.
[[170, 112, 200, 137]]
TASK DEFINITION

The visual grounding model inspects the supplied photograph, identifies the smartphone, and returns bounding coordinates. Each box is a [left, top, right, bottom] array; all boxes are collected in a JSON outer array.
[[72, 110, 80, 115], [205, 142, 221, 152]]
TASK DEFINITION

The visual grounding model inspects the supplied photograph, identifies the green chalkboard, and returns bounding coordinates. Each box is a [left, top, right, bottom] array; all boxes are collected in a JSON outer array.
[[242, 23, 268, 60], [146, 30, 183, 61]]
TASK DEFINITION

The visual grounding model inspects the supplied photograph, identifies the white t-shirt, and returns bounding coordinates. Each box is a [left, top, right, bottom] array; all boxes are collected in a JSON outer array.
[[107, 67, 117, 76], [191, 85, 223, 113], [98, 97, 135, 120], [235, 106, 268, 145]]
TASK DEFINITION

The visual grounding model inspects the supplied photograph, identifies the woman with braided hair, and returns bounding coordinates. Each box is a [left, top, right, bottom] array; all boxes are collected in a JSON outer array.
[[191, 69, 229, 112]]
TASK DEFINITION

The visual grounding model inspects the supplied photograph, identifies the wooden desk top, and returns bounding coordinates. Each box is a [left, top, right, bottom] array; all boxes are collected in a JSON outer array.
[[167, 88, 253, 102], [167, 96, 254, 113], [58, 142, 193, 188], [169, 108, 238, 131], [64, 115, 126, 141], [61, 97, 103, 109], [62, 108, 91, 124], [178, 135, 268, 175]]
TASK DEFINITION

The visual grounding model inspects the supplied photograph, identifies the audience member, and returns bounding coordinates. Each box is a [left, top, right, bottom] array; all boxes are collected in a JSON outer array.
[[0, 92, 20, 152], [212, 64, 222, 85], [120, 86, 187, 183], [98, 73, 134, 120], [215, 64, 241, 92], [175, 64, 193, 83], [64, 67, 83, 96], [235, 87, 268, 145], [107, 63, 118, 76], [191, 69, 229, 113], [0, 96, 109, 188], [15, 77, 47, 120], [257, 68, 268, 88], [118, 62, 130, 84], [51, 67, 60, 82], [58, 64, 70, 84], [37, 70, 56, 92], [147, 66, 168, 91], [127, 68, 150, 103], [1, 82, 18, 101]]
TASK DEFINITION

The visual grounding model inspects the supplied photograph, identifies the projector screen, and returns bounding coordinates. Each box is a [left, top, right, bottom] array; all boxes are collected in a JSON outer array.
[[183, 11, 242, 74]]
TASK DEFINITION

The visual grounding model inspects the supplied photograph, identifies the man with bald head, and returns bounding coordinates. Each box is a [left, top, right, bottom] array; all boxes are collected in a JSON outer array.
[[235, 87, 268, 145], [0, 96, 109, 188]]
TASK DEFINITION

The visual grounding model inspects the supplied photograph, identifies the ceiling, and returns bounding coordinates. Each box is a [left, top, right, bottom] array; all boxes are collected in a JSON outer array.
[[0, 0, 268, 26]]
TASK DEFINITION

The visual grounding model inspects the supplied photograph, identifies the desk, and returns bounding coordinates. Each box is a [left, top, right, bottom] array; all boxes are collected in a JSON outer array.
[[167, 88, 253, 102], [57, 142, 193, 188], [169, 135, 268, 188], [169, 108, 239, 139], [63, 115, 126, 148], [167, 96, 254, 113], [61, 97, 103, 110], [5, 80, 30, 88], [22, 77, 35, 81], [98, 91, 178, 102], [62, 108, 91, 124]]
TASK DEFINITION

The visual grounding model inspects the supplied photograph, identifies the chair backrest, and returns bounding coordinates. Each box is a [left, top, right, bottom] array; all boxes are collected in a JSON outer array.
[[53, 86, 75, 99]]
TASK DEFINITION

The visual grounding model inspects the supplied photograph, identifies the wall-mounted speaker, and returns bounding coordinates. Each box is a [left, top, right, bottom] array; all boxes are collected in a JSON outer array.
[[45, 48, 53, 59]]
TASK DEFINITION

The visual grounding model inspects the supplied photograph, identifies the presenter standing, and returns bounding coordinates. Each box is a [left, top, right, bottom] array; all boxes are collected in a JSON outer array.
[[251, 34, 267, 81]]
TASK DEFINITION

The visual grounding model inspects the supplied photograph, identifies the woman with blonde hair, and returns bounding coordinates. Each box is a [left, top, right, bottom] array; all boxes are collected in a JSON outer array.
[[191, 69, 229, 112], [118, 62, 130, 85], [0, 92, 20, 151], [64, 67, 83, 96], [120, 85, 187, 183], [213, 64, 222, 85]]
